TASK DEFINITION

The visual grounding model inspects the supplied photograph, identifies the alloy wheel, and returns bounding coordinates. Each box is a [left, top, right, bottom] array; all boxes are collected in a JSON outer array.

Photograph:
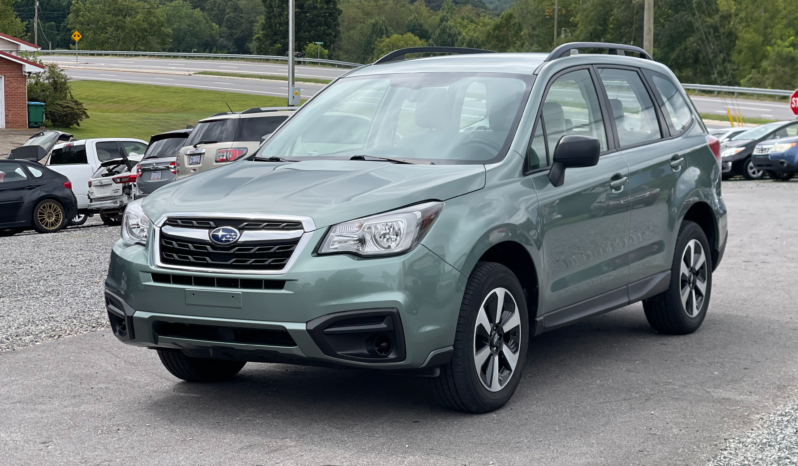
[[746, 160, 763, 179], [473, 287, 522, 392], [680, 239, 708, 317], [37, 202, 63, 230]]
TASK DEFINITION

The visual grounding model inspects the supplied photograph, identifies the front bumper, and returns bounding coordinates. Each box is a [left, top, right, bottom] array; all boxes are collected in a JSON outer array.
[[752, 155, 798, 173], [105, 231, 463, 371]]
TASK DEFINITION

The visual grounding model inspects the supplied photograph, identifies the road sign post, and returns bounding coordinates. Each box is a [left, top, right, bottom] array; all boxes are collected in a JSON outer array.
[[314, 41, 323, 59], [790, 90, 798, 116], [72, 31, 81, 62]]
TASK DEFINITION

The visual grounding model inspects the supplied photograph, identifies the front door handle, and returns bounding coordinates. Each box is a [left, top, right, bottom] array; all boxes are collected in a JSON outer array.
[[670, 154, 685, 170], [609, 176, 628, 190]]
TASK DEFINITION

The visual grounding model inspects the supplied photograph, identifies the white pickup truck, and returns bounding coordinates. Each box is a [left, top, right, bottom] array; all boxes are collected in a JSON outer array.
[[46, 139, 148, 216]]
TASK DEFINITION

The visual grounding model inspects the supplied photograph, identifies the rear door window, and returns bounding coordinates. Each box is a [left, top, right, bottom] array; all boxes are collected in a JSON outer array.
[[598, 68, 662, 148], [237, 116, 289, 142], [95, 142, 124, 162], [185, 119, 237, 146], [49, 145, 88, 165], [144, 137, 188, 159], [646, 72, 694, 135]]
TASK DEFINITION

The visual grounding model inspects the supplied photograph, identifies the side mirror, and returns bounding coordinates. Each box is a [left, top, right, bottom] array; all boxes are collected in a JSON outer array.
[[548, 135, 601, 187]]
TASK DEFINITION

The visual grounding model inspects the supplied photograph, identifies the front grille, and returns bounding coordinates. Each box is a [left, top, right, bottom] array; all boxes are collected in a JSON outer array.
[[154, 321, 297, 347], [151, 273, 285, 290], [164, 217, 303, 230], [160, 231, 299, 271], [754, 146, 773, 155]]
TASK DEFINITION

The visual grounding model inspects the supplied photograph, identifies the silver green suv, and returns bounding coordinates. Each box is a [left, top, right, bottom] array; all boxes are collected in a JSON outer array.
[[105, 43, 727, 413]]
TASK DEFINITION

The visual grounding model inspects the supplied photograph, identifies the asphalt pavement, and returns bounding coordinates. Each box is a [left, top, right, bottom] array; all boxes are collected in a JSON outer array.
[[1, 179, 797, 465], [42, 55, 798, 121]]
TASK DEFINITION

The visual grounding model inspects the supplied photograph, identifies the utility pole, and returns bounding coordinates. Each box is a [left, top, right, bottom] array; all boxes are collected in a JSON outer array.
[[553, 0, 558, 44], [643, 0, 653, 57], [287, 0, 298, 107], [34, 1, 39, 47]]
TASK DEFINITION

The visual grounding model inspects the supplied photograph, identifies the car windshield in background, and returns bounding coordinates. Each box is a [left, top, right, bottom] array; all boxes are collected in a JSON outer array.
[[24, 132, 59, 147], [237, 116, 288, 142], [256, 73, 532, 164], [185, 119, 236, 146], [732, 122, 782, 141], [144, 137, 188, 160]]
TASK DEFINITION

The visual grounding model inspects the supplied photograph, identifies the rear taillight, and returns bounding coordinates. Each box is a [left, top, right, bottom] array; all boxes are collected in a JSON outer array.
[[215, 148, 248, 162], [707, 135, 721, 161], [136, 164, 142, 178], [87, 180, 92, 188], [112, 174, 138, 184], [64, 181, 72, 190], [170, 161, 176, 175]]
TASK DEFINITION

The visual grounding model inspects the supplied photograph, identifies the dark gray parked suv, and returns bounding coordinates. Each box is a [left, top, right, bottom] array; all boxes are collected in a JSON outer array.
[[105, 43, 728, 413], [134, 128, 192, 199]]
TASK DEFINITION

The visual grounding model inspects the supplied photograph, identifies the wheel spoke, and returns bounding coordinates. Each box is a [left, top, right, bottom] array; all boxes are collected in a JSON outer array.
[[694, 276, 707, 296], [489, 354, 500, 389], [502, 344, 519, 372], [694, 246, 706, 271], [685, 241, 694, 268], [474, 346, 490, 374], [501, 309, 521, 333], [680, 284, 691, 310], [494, 289, 505, 324], [689, 289, 697, 317], [476, 307, 492, 335]]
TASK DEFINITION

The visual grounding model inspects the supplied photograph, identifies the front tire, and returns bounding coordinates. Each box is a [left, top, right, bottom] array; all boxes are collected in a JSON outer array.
[[100, 212, 122, 226], [157, 349, 246, 382], [768, 171, 794, 181], [742, 158, 764, 180], [69, 213, 88, 226], [0, 228, 23, 237], [32, 199, 67, 233], [643, 221, 712, 335], [432, 262, 529, 413]]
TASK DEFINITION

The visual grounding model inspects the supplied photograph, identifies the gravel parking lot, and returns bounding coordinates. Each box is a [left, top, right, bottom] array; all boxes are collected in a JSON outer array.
[[1, 180, 797, 465]]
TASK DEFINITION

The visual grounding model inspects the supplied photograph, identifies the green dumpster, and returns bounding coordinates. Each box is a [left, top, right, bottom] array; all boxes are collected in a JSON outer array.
[[27, 102, 45, 128]]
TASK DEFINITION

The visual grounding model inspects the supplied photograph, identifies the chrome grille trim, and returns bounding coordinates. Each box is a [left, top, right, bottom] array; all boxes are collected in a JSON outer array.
[[154, 212, 316, 232], [162, 225, 304, 242]]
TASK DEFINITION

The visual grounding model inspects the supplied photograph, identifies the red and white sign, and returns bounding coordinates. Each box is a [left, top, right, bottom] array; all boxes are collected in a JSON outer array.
[[791, 89, 798, 116]]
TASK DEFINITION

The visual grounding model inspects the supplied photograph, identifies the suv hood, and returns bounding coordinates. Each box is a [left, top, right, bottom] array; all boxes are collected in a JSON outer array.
[[143, 160, 486, 229]]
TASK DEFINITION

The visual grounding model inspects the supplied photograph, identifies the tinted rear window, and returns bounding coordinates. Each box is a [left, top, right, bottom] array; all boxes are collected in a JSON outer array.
[[236, 116, 288, 142], [185, 119, 236, 146], [145, 137, 187, 159], [50, 145, 88, 165]]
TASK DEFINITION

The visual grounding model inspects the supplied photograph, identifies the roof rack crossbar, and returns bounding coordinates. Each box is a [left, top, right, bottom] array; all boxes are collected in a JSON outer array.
[[373, 46, 495, 65], [544, 42, 652, 62]]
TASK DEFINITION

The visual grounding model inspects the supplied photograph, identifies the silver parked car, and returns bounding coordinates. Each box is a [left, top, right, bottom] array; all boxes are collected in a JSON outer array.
[[176, 107, 295, 179], [134, 128, 192, 199]]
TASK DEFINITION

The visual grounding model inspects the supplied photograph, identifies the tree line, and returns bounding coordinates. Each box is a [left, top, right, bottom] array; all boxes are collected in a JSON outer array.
[[3, 0, 797, 89]]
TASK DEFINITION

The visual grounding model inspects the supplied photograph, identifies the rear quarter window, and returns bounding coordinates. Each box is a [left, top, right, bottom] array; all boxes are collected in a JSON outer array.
[[185, 119, 237, 146], [646, 72, 694, 135], [50, 145, 88, 165], [237, 116, 289, 142]]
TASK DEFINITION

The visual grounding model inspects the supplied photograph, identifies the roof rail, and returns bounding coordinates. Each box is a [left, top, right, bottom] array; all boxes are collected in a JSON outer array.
[[374, 46, 495, 65], [544, 42, 652, 62], [209, 112, 232, 117], [241, 107, 297, 114]]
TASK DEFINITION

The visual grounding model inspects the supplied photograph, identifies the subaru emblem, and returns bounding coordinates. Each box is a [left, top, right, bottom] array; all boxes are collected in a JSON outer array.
[[209, 226, 240, 245]]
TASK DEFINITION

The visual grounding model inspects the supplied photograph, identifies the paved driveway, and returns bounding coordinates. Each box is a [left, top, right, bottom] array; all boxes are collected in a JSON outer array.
[[1, 180, 797, 465]]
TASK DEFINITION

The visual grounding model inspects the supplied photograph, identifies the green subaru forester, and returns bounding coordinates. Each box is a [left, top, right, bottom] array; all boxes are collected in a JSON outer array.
[[106, 43, 727, 413]]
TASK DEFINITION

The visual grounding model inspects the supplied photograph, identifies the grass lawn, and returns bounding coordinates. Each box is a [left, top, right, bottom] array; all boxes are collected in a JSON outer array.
[[51, 81, 288, 141], [196, 71, 331, 85]]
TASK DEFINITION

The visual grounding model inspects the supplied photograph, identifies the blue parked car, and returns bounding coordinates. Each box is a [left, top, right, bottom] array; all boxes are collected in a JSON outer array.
[[752, 135, 798, 181]]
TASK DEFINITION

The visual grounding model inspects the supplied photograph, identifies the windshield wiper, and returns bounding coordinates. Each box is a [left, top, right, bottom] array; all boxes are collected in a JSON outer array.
[[254, 156, 299, 162], [193, 140, 217, 147], [350, 155, 433, 165]]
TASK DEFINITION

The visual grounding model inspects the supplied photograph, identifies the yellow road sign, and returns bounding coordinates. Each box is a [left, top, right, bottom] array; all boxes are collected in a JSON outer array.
[[72, 31, 82, 42]]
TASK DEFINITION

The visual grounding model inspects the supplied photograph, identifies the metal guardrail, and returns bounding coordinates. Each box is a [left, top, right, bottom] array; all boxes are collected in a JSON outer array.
[[35, 50, 362, 68], [682, 84, 792, 98]]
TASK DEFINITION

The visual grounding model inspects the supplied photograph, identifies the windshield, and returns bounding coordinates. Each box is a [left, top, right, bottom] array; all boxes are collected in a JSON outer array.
[[732, 122, 782, 141], [256, 73, 532, 164], [24, 132, 59, 147], [144, 136, 188, 160], [185, 119, 236, 146]]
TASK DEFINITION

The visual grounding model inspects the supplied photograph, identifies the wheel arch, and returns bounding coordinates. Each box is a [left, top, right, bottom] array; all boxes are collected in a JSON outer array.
[[678, 201, 719, 270]]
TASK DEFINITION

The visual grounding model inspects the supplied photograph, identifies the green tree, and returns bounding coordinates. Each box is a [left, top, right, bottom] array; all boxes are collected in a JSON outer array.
[[742, 38, 798, 90], [361, 16, 393, 61], [67, 0, 171, 51], [27, 63, 89, 127], [484, 10, 522, 52], [204, 0, 263, 53], [1, 0, 28, 38], [254, 0, 341, 56], [430, 20, 459, 46], [372, 32, 425, 60], [406, 13, 431, 41], [163, 0, 218, 52], [303, 41, 329, 59]]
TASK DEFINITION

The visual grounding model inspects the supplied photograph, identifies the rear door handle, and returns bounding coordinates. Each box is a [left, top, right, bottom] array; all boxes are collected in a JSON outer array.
[[609, 176, 628, 189], [670, 154, 685, 170]]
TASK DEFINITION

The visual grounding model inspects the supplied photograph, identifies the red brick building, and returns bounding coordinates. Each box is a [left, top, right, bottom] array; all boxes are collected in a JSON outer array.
[[0, 34, 45, 129]]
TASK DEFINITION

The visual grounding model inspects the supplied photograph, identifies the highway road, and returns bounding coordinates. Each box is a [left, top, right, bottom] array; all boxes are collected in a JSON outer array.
[[44, 55, 797, 122]]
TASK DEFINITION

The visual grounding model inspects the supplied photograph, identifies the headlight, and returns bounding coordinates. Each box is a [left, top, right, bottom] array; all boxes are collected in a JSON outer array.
[[773, 142, 796, 153], [721, 147, 744, 158], [121, 200, 151, 246], [318, 202, 444, 256]]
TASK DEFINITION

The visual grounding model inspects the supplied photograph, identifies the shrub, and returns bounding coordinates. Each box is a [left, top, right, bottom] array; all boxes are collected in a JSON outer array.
[[27, 62, 89, 128], [303, 42, 329, 59]]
